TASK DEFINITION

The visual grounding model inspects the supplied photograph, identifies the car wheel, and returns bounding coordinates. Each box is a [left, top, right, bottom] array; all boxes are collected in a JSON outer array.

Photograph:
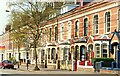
[[3, 66, 5, 69], [0, 66, 2, 69], [1, 66, 4, 69], [11, 66, 14, 69]]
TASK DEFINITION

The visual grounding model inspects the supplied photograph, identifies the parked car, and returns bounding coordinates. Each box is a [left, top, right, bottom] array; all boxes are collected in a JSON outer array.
[[0, 60, 14, 69]]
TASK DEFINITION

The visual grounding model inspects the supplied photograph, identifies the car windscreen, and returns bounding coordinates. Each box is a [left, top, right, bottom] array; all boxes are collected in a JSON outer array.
[[3, 60, 12, 63]]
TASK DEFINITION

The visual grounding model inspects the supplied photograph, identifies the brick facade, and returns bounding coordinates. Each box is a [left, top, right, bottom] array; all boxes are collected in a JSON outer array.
[[0, 0, 120, 71], [38, 1, 120, 70]]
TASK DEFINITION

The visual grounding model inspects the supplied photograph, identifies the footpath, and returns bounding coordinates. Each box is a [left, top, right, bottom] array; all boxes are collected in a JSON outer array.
[[13, 64, 97, 74], [14, 64, 61, 71], [13, 64, 118, 74]]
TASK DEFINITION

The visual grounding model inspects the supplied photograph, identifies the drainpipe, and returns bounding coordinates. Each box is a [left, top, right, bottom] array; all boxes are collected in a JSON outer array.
[[117, 3, 120, 68], [118, 2, 120, 32]]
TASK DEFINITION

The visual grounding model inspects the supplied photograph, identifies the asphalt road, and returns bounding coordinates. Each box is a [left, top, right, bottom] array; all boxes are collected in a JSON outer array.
[[0, 68, 118, 76], [0, 74, 118, 76]]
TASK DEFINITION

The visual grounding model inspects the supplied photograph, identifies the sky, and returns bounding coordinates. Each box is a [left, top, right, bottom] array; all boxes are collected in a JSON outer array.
[[0, 0, 10, 35]]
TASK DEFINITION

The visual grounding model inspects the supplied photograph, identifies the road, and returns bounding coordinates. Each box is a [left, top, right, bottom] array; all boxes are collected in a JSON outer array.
[[0, 68, 118, 76]]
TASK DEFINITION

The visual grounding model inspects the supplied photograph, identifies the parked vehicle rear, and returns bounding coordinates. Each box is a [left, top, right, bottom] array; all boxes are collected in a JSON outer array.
[[0, 60, 14, 69]]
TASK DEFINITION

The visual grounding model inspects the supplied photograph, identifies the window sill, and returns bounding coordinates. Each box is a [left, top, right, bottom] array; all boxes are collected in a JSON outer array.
[[105, 32, 111, 34]]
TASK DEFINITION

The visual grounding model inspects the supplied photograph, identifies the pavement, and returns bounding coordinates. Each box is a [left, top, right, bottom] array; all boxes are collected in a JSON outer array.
[[13, 64, 98, 74], [13, 64, 118, 74], [14, 64, 62, 71]]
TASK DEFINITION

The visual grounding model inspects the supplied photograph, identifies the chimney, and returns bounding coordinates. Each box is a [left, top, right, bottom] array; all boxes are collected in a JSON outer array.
[[80, 0, 83, 6], [74, 0, 83, 6]]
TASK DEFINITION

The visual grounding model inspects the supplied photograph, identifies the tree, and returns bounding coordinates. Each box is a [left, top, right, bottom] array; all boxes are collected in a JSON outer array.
[[9, 24, 27, 68], [9, 0, 63, 70]]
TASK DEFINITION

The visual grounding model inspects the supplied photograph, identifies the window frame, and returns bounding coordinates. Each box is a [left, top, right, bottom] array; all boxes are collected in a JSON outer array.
[[49, 28, 52, 41], [67, 21, 72, 39], [55, 26, 58, 41], [94, 15, 99, 34], [105, 12, 110, 33], [95, 44, 100, 58], [60, 24, 64, 40], [84, 18, 88, 36], [102, 43, 108, 58], [75, 20, 79, 37]]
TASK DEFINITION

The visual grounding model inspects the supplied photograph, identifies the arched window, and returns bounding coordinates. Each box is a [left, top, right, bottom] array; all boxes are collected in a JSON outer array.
[[88, 44, 93, 52], [105, 12, 110, 33], [74, 45, 79, 59], [75, 20, 79, 37], [51, 48, 56, 60], [49, 28, 52, 41], [94, 15, 98, 34], [80, 45, 85, 61], [55, 26, 58, 41], [67, 21, 71, 39], [84, 18, 88, 36], [60, 24, 64, 40]]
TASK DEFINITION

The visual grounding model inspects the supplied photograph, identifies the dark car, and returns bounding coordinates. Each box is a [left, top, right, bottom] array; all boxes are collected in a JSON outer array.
[[0, 60, 14, 69]]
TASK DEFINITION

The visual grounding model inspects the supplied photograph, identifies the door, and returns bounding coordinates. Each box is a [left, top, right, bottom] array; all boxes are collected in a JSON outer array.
[[116, 51, 120, 68], [57, 60, 60, 69]]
